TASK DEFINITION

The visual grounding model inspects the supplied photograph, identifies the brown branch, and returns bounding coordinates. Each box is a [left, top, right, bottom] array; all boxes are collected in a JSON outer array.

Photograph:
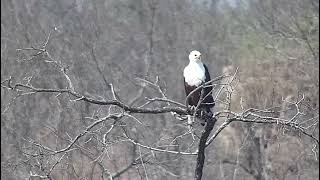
[[124, 133, 197, 155], [146, 97, 186, 108], [111, 161, 136, 179], [3, 82, 188, 115], [205, 111, 319, 147], [205, 118, 233, 147], [25, 114, 123, 157], [194, 116, 217, 180], [232, 116, 319, 145], [110, 151, 151, 179]]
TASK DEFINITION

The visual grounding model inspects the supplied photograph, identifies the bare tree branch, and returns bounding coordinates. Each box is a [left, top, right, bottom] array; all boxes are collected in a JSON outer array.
[[194, 116, 217, 180]]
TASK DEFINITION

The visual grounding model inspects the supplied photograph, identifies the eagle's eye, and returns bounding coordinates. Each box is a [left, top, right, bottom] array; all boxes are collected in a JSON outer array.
[[194, 54, 197, 56]]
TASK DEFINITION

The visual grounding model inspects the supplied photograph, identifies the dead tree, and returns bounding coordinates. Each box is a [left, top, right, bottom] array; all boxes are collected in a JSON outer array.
[[1, 32, 318, 180]]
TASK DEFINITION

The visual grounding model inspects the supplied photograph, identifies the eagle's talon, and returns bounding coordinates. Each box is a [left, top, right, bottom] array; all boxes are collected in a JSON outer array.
[[187, 115, 194, 125], [187, 105, 196, 114]]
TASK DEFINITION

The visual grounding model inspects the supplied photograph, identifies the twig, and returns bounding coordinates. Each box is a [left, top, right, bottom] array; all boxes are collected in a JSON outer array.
[[124, 136, 197, 155]]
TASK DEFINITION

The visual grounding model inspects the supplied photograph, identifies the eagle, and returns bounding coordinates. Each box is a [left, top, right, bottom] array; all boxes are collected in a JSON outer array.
[[183, 50, 215, 124]]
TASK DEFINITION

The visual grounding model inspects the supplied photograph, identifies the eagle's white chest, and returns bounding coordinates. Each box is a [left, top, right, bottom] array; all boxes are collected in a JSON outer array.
[[183, 61, 205, 86]]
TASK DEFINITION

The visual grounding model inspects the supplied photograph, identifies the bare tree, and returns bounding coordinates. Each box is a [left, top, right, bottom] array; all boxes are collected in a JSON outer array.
[[1, 0, 318, 180], [1, 31, 318, 179]]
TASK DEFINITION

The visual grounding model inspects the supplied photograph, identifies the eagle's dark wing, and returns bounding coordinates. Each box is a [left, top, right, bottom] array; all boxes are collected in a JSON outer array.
[[184, 77, 192, 96], [202, 64, 215, 108], [184, 77, 201, 107]]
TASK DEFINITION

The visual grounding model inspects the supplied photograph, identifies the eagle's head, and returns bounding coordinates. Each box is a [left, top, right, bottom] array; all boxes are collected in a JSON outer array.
[[188, 50, 202, 62]]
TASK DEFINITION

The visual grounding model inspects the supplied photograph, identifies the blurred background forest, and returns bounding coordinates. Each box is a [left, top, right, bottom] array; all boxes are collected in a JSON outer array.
[[1, 0, 319, 179]]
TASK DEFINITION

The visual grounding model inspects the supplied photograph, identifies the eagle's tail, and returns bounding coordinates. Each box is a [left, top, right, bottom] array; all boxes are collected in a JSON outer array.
[[198, 107, 213, 126]]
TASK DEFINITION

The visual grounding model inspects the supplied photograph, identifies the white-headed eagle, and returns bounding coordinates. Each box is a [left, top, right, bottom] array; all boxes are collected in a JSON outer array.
[[183, 50, 215, 124]]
